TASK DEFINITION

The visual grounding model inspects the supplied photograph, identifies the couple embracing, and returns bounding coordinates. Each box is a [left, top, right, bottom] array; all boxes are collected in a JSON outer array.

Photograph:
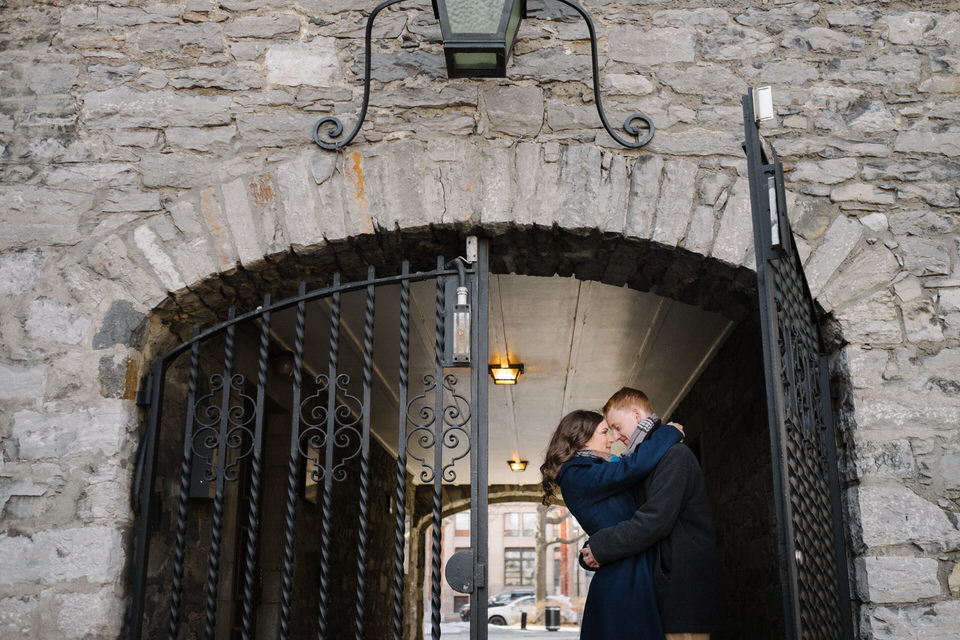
[[540, 387, 720, 640]]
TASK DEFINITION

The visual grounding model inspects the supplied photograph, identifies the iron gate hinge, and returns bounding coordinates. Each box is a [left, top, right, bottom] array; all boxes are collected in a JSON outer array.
[[135, 371, 154, 407], [476, 562, 486, 588]]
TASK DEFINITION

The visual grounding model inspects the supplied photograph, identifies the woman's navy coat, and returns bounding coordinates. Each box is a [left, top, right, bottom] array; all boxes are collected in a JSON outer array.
[[557, 426, 682, 640]]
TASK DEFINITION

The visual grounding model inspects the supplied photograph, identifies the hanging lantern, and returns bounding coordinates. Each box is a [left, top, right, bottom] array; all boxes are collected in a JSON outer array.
[[433, 0, 527, 78]]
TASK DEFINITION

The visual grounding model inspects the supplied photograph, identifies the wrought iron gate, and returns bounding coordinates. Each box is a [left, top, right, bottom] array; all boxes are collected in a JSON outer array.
[[129, 239, 490, 640], [742, 91, 854, 640]]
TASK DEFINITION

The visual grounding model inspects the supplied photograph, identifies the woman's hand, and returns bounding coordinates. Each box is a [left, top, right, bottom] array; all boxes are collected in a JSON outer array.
[[667, 422, 685, 440]]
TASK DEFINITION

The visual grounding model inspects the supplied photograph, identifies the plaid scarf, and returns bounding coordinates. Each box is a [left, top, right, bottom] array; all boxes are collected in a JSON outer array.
[[623, 413, 659, 456], [575, 449, 614, 462]]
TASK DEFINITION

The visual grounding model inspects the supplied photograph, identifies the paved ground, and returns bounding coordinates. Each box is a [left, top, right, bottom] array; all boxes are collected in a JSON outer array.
[[427, 622, 580, 638]]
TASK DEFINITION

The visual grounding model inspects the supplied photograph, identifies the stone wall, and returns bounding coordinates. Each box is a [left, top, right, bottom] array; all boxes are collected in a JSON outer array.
[[1, 1, 959, 638]]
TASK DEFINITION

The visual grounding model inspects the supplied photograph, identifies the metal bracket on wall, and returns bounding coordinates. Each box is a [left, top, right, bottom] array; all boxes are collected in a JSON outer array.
[[312, 0, 654, 150]]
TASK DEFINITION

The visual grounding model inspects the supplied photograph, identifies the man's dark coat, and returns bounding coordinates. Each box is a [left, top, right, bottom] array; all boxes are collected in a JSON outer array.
[[587, 422, 722, 633]]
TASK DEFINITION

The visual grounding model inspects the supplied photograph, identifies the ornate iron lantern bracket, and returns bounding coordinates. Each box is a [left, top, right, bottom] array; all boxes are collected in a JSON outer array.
[[313, 0, 653, 151]]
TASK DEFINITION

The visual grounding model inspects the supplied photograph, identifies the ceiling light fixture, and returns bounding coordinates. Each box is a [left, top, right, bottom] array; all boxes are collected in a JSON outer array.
[[507, 458, 528, 472], [489, 360, 523, 385]]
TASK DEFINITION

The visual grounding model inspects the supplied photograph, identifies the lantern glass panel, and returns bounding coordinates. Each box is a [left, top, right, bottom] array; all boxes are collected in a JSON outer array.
[[445, 0, 506, 35], [453, 52, 498, 73]]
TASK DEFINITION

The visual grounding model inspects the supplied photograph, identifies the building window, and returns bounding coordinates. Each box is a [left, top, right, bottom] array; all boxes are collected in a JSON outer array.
[[455, 512, 470, 536], [504, 548, 535, 586], [522, 512, 536, 536], [504, 512, 537, 537]]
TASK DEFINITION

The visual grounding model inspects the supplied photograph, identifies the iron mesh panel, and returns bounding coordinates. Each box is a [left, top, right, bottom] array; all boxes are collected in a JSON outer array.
[[769, 253, 844, 639]]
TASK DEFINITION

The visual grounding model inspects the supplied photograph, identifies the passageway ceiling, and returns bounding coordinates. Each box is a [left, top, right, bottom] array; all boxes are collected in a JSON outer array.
[[268, 274, 733, 487]]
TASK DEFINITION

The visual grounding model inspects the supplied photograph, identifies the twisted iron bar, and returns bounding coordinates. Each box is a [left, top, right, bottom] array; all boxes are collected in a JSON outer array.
[[167, 329, 201, 640], [551, 0, 654, 148], [430, 258, 445, 640], [317, 275, 342, 640], [392, 262, 410, 640], [204, 310, 236, 640], [279, 284, 307, 640], [353, 268, 376, 640], [240, 295, 271, 640], [314, 0, 407, 150]]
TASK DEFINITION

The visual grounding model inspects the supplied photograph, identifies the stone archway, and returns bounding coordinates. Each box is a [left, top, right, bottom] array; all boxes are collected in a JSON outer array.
[[130, 201, 849, 639]]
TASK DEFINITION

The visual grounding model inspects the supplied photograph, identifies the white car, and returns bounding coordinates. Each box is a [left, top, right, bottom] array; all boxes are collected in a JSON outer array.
[[487, 595, 578, 626]]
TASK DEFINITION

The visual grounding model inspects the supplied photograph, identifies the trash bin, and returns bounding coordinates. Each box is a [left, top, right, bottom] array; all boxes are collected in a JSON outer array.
[[544, 605, 561, 631]]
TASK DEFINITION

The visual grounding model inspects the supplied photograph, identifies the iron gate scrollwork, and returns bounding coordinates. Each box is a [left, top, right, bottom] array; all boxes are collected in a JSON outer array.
[[742, 90, 854, 640], [129, 240, 490, 640]]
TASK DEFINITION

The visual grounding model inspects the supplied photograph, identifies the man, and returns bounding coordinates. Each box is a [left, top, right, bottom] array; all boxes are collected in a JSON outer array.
[[580, 387, 720, 639]]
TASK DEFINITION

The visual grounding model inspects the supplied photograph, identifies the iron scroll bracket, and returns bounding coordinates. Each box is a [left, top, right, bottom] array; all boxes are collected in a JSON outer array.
[[313, 0, 407, 150], [547, 0, 654, 148], [313, 0, 653, 150]]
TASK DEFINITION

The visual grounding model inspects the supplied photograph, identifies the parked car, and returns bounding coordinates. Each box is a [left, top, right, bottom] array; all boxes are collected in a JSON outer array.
[[458, 589, 535, 621], [487, 595, 578, 626]]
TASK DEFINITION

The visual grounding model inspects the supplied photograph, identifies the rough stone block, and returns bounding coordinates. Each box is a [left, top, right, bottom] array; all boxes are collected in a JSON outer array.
[[657, 64, 746, 96], [782, 27, 866, 52], [826, 52, 923, 88], [736, 2, 820, 29], [857, 485, 960, 551], [838, 291, 902, 344], [197, 188, 240, 272], [821, 243, 900, 311], [138, 24, 224, 52], [0, 363, 47, 401], [895, 126, 960, 157], [791, 158, 858, 186], [25, 298, 91, 346], [169, 66, 263, 90], [853, 439, 916, 480], [77, 462, 132, 523], [898, 236, 951, 277], [683, 205, 717, 256], [647, 128, 741, 156], [511, 47, 601, 83], [856, 556, 941, 604], [265, 38, 340, 87], [602, 73, 654, 96], [275, 153, 333, 247], [82, 87, 232, 129], [165, 125, 236, 151], [141, 153, 218, 188], [236, 111, 322, 149], [862, 601, 960, 640], [12, 404, 131, 461], [0, 250, 43, 295], [25, 60, 79, 95], [902, 298, 945, 342], [831, 183, 896, 205], [0, 527, 124, 585], [702, 27, 774, 60], [482, 85, 543, 138], [225, 14, 300, 39], [374, 84, 478, 109], [85, 235, 166, 307], [99, 5, 178, 26], [826, 7, 880, 27], [804, 215, 863, 297], [653, 159, 698, 247], [609, 26, 696, 65], [887, 208, 959, 235], [625, 155, 663, 239], [887, 11, 960, 47], [711, 177, 752, 267], [56, 589, 124, 639], [102, 189, 162, 213], [0, 596, 36, 637], [545, 102, 599, 132], [653, 8, 729, 28], [221, 178, 266, 267]]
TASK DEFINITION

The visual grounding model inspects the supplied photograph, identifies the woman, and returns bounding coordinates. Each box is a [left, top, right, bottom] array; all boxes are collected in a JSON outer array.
[[541, 410, 682, 640]]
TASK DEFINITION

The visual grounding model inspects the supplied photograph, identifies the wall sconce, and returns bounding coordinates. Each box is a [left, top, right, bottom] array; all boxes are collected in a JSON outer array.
[[489, 360, 523, 385], [507, 458, 528, 472], [313, 0, 654, 150]]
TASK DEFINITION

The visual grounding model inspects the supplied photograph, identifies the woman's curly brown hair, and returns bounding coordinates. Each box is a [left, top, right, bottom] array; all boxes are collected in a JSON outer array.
[[540, 410, 603, 505]]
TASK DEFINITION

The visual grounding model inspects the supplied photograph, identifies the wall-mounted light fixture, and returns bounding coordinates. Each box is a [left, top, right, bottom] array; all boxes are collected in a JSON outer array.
[[507, 458, 528, 472], [489, 360, 523, 385], [313, 0, 653, 150]]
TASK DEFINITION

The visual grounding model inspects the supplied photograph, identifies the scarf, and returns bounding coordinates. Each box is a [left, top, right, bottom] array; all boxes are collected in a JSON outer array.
[[623, 413, 659, 456], [574, 449, 616, 462]]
